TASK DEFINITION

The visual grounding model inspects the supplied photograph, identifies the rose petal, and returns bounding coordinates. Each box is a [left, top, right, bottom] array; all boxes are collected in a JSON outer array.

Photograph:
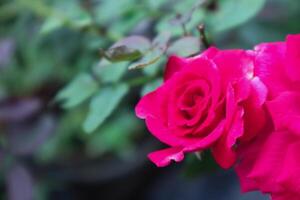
[[235, 119, 277, 192], [225, 84, 236, 128], [249, 77, 268, 106], [246, 131, 293, 193], [135, 90, 158, 119], [233, 78, 252, 102], [276, 141, 300, 193], [235, 131, 267, 192], [285, 34, 300, 81], [254, 42, 291, 99], [184, 120, 226, 152], [266, 91, 300, 133], [236, 159, 260, 192], [164, 55, 187, 81], [241, 77, 268, 142], [271, 192, 299, 200], [188, 46, 219, 61], [242, 103, 267, 142], [226, 107, 244, 148], [211, 103, 243, 169], [213, 49, 255, 89], [169, 79, 211, 128], [145, 116, 182, 146], [211, 134, 236, 169], [148, 146, 184, 167]]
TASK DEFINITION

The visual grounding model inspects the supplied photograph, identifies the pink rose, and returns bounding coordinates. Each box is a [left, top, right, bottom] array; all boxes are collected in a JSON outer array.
[[235, 34, 300, 200], [253, 34, 300, 99], [236, 94, 300, 200], [236, 129, 300, 200], [136, 47, 267, 168]]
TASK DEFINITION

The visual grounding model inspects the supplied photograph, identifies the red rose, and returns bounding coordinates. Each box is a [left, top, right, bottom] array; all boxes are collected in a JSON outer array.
[[136, 47, 267, 168], [235, 34, 300, 200]]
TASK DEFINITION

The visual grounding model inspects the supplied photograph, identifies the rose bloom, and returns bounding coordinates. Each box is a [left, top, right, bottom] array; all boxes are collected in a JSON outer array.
[[235, 34, 300, 200], [136, 47, 267, 168]]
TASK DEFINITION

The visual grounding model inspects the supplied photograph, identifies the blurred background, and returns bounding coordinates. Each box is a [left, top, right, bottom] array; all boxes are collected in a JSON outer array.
[[0, 0, 299, 199]]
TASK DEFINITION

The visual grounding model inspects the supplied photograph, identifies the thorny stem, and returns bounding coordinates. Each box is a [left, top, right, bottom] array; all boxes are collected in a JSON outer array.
[[197, 24, 210, 49]]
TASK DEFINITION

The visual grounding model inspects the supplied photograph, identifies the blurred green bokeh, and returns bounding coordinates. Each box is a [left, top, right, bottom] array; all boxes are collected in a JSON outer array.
[[0, 0, 299, 199]]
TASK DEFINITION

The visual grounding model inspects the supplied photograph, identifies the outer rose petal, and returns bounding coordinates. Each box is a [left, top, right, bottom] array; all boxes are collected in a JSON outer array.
[[236, 156, 260, 192], [249, 77, 268, 107], [241, 77, 268, 142], [211, 135, 236, 169], [148, 147, 184, 167], [254, 41, 291, 99], [225, 84, 245, 148], [266, 91, 300, 133], [285, 34, 300, 81], [212, 106, 243, 169], [236, 34, 300, 200], [246, 131, 292, 193], [276, 141, 300, 193], [271, 192, 299, 200], [146, 116, 225, 150], [188, 46, 219, 61], [211, 85, 242, 169], [164, 55, 187, 81], [135, 90, 158, 119], [226, 107, 244, 149], [236, 130, 299, 197], [213, 49, 255, 88], [145, 117, 182, 146], [235, 141, 263, 192], [235, 121, 273, 192], [148, 120, 226, 167]]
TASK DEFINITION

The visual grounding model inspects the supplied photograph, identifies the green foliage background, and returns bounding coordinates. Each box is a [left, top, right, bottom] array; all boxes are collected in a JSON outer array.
[[0, 0, 299, 199]]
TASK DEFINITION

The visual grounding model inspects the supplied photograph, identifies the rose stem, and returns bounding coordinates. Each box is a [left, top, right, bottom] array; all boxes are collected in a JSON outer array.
[[197, 24, 210, 49]]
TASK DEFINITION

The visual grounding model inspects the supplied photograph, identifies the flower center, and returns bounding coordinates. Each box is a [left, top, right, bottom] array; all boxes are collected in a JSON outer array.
[[181, 88, 204, 108]]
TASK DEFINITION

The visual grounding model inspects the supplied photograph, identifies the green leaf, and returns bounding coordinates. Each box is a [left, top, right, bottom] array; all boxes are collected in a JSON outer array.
[[100, 46, 143, 62], [142, 57, 166, 76], [146, 0, 168, 10], [111, 35, 151, 53], [167, 36, 201, 57], [101, 36, 151, 62], [107, 12, 146, 39], [141, 78, 163, 96], [68, 8, 92, 29], [93, 59, 128, 83], [93, 0, 135, 25], [128, 32, 170, 70], [206, 0, 266, 33], [152, 32, 171, 48], [55, 0, 92, 28], [83, 84, 129, 133], [56, 73, 99, 109], [156, 10, 205, 37], [40, 15, 64, 35], [86, 110, 141, 157], [39, 0, 92, 35], [173, 0, 205, 13], [128, 48, 164, 70]]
